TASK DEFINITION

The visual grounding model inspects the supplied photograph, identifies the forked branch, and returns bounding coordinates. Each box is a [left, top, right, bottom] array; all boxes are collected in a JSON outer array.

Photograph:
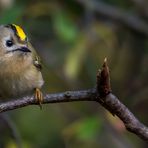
[[0, 58, 148, 141]]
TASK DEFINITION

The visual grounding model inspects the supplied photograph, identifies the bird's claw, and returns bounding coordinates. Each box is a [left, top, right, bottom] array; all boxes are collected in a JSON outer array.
[[35, 88, 43, 109]]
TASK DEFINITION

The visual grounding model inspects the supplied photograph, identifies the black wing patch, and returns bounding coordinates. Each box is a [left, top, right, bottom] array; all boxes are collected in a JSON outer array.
[[34, 56, 42, 71]]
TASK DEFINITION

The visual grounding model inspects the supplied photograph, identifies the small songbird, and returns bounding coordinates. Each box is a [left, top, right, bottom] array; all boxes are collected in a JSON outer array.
[[0, 24, 44, 107]]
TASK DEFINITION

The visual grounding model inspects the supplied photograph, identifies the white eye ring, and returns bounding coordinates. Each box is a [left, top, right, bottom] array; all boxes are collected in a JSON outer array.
[[6, 39, 14, 47], [3, 36, 17, 53]]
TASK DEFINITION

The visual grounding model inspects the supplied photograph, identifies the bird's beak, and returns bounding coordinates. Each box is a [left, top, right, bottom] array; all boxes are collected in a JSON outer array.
[[7, 47, 31, 53], [17, 47, 31, 52]]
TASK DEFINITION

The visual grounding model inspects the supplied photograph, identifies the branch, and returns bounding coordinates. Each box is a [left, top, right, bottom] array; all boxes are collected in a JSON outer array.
[[130, 0, 148, 18], [0, 59, 148, 141], [76, 0, 148, 36]]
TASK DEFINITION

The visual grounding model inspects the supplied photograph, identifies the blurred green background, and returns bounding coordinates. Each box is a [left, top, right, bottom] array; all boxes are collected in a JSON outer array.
[[0, 0, 148, 147]]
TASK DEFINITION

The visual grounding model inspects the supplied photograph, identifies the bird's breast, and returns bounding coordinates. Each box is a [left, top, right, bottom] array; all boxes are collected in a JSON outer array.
[[0, 64, 44, 100]]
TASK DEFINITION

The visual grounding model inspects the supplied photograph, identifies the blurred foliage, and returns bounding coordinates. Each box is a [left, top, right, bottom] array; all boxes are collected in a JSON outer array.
[[0, 0, 148, 147]]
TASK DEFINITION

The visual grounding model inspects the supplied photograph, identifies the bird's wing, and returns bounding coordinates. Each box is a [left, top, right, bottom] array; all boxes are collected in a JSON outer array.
[[28, 42, 42, 71], [33, 55, 42, 71]]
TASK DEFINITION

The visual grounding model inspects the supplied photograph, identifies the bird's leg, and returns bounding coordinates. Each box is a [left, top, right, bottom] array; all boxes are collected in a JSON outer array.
[[35, 88, 43, 109]]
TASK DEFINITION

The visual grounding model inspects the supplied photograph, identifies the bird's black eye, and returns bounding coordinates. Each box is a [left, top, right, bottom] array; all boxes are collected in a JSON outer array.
[[6, 40, 14, 47]]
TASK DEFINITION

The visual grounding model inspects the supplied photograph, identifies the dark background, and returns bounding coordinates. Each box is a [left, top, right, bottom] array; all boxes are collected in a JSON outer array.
[[0, 0, 148, 147]]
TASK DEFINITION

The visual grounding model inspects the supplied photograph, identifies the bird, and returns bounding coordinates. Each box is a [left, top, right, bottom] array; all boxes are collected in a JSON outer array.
[[0, 24, 44, 108]]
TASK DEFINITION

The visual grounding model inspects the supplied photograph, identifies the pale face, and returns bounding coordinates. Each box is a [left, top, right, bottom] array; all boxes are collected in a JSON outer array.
[[0, 25, 31, 58]]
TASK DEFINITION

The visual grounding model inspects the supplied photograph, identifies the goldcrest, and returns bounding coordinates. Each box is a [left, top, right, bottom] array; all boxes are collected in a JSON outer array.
[[0, 24, 44, 106]]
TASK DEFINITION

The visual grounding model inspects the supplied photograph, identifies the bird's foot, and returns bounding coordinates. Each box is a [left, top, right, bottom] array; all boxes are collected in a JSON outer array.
[[35, 88, 43, 109]]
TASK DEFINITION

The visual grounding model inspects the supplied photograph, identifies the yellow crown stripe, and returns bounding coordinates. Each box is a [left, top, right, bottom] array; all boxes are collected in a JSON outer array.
[[12, 24, 26, 41]]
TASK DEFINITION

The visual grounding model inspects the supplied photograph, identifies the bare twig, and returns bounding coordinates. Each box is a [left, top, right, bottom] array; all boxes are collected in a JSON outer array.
[[96, 59, 148, 141], [130, 0, 148, 18], [0, 59, 148, 141], [0, 89, 97, 112], [76, 0, 148, 36]]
